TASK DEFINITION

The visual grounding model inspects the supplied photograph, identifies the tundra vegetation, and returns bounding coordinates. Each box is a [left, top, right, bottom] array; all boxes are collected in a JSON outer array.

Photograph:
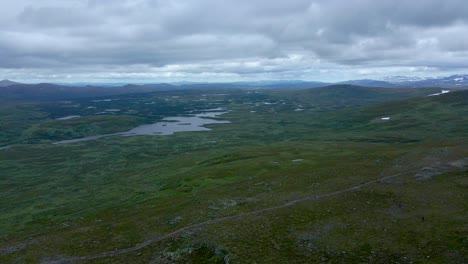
[[0, 85, 467, 263]]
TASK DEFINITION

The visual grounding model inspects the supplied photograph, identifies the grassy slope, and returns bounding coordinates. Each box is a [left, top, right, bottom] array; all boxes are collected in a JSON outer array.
[[0, 87, 467, 263], [269, 85, 444, 109]]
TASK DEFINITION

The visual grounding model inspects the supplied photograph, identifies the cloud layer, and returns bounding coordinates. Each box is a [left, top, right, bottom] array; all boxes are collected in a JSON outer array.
[[1, 0, 468, 82]]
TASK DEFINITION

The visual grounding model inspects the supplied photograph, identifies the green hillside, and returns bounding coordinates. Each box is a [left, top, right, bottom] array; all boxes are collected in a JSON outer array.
[[0, 88, 466, 263], [270, 85, 444, 109]]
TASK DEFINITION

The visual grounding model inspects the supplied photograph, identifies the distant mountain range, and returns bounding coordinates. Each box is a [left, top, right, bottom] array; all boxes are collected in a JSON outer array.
[[265, 74, 468, 89], [0, 82, 177, 101], [373, 74, 468, 88], [1, 74, 467, 100], [0, 79, 21, 87], [241, 74, 468, 88]]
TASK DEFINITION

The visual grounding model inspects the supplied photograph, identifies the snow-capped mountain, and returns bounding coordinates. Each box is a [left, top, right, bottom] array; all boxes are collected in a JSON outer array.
[[344, 74, 468, 88], [380, 76, 427, 83], [399, 74, 468, 87]]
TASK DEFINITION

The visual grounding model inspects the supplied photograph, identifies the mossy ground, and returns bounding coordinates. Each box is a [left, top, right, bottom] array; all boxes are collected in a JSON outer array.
[[0, 87, 466, 263]]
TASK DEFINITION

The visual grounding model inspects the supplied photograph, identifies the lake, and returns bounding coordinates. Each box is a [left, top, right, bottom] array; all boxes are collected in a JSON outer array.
[[53, 111, 230, 144]]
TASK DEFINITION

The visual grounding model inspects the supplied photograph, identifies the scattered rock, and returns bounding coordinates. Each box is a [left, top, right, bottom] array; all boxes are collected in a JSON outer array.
[[415, 158, 468, 181], [208, 199, 238, 211], [298, 234, 320, 251], [415, 167, 442, 180], [0, 241, 35, 256], [449, 158, 468, 169], [159, 242, 229, 263], [169, 216, 183, 225], [384, 204, 408, 218]]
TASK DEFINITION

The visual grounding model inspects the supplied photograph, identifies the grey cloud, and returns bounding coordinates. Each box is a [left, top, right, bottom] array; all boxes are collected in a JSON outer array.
[[18, 6, 100, 28], [1, 0, 468, 82]]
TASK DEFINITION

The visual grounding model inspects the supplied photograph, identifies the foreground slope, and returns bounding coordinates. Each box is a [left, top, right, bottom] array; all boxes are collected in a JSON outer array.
[[0, 88, 466, 263]]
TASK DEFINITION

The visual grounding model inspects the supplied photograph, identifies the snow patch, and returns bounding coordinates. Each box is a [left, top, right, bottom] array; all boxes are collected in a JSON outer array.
[[92, 99, 114, 102], [428, 90, 450, 96], [56, 115, 80, 120]]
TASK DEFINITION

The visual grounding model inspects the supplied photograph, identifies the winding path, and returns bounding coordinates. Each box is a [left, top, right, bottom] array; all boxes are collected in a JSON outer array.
[[32, 169, 416, 263]]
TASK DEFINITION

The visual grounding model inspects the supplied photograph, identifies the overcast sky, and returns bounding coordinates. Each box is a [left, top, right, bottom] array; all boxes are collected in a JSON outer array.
[[1, 0, 468, 83]]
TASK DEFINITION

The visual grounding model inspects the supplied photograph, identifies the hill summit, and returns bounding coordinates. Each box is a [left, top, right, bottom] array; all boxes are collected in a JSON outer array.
[[0, 79, 21, 87]]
